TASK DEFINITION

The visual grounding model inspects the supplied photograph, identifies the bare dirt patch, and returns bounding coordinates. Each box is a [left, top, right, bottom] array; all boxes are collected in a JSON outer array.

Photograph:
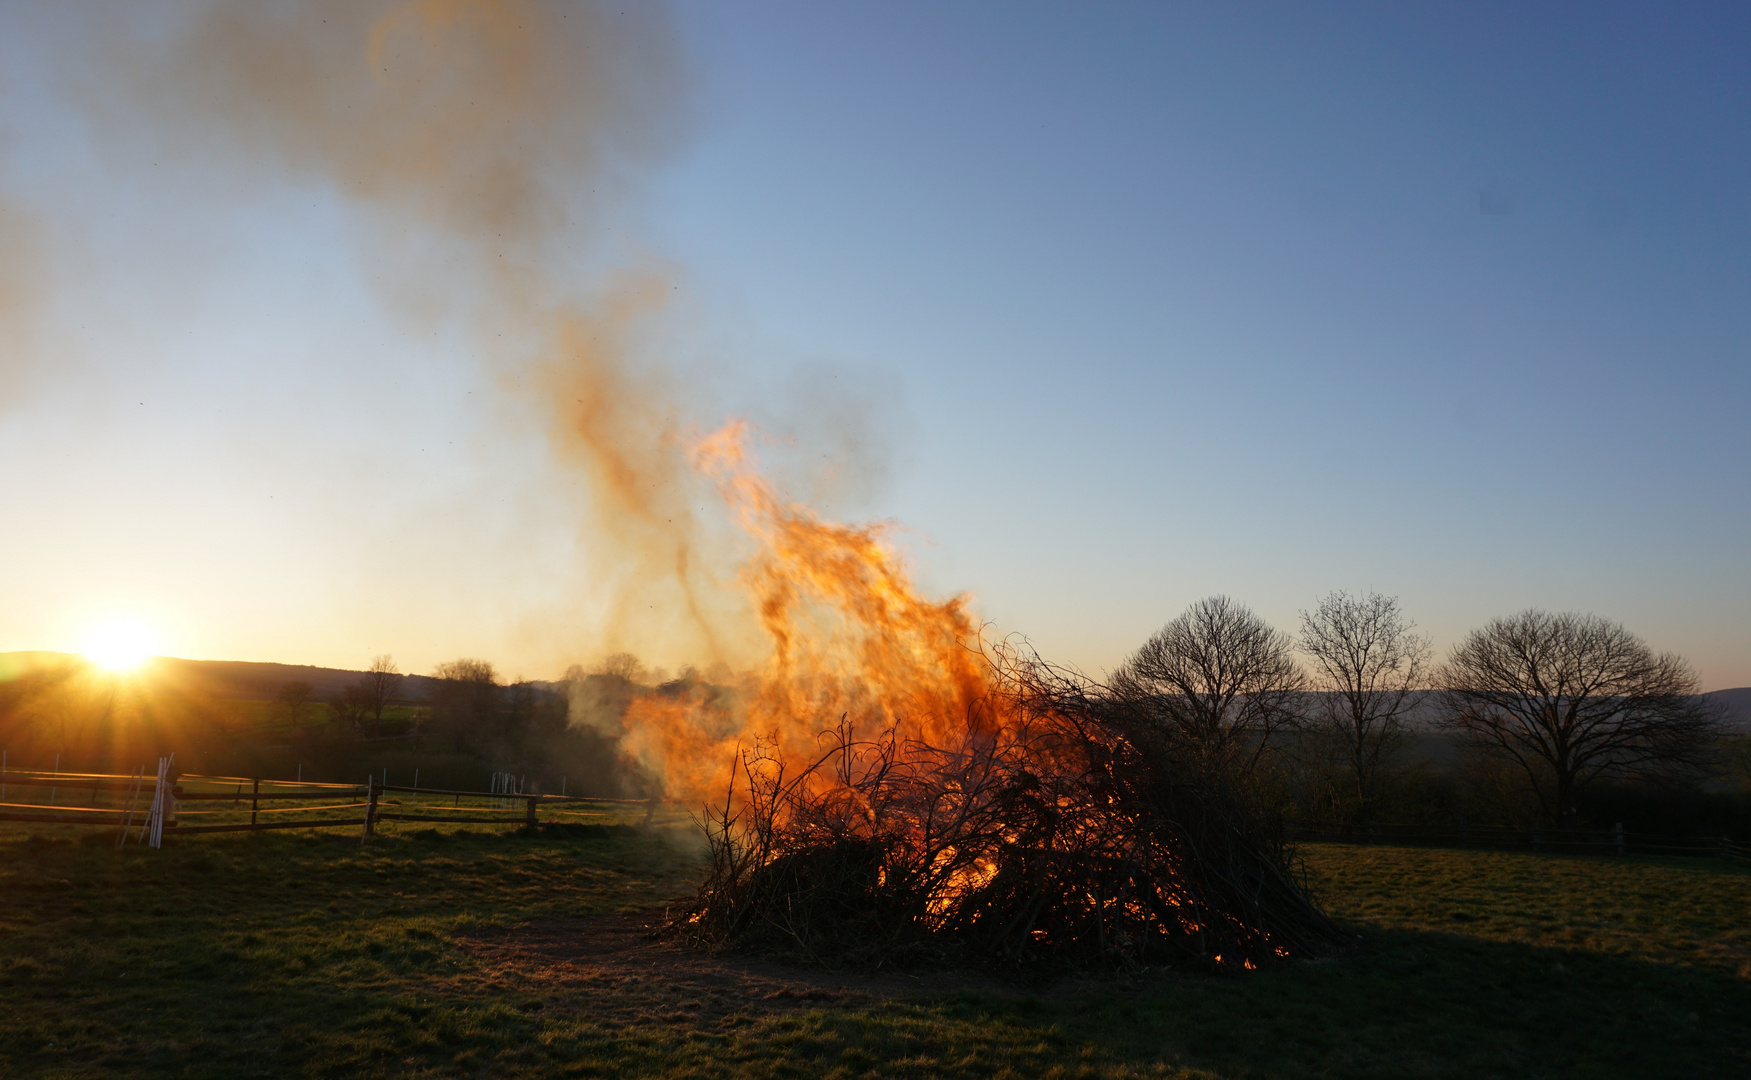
[[451, 912, 1020, 1029]]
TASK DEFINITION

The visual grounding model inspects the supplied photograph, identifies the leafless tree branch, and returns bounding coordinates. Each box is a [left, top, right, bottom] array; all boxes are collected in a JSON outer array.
[[1437, 610, 1725, 821]]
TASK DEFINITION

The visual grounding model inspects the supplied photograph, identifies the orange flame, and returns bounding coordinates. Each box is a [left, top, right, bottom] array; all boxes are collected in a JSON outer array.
[[614, 419, 998, 803]]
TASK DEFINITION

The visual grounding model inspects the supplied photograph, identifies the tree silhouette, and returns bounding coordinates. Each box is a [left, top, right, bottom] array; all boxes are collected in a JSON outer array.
[[1110, 595, 1303, 780], [357, 654, 401, 725], [1438, 610, 1725, 821], [1298, 591, 1431, 816], [277, 680, 314, 733]]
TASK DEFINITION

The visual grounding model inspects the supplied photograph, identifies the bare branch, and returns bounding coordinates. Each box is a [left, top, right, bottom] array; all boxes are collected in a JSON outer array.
[[1437, 610, 1725, 821], [1108, 596, 1304, 781], [1296, 591, 1430, 816]]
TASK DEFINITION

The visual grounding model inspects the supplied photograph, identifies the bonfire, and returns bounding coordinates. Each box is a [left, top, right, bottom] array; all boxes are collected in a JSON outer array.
[[634, 423, 1343, 973]]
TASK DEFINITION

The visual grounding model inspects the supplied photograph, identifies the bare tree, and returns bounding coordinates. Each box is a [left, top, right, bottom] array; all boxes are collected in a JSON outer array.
[[1297, 591, 1431, 815], [328, 685, 370, 733], [433, 658, 495, 684], [597, 652, 647, 684], [429, 659, 499, 753], [277, 680, 314, 732], [1438, 610, 1725, 822], [357, 654, 401, 725], [1109, 595, 1304, 778]]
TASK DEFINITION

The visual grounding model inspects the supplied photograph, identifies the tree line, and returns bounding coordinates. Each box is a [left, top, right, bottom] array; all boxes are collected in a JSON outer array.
[[268, 655, 628, 795], [1107, 592, 1734, 829], [278, 596, 1738, 830]]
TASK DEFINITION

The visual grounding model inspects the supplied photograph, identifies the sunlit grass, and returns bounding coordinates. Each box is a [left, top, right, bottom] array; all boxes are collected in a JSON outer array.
[[1300, 842, 1751, 976]]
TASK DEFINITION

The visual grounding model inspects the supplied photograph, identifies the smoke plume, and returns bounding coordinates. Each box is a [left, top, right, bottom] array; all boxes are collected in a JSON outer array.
[[5, 0, 973, 802], [87, 0, 740, 665]]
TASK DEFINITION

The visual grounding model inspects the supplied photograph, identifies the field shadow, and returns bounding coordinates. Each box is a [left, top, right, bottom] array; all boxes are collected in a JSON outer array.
[[450, 911, 1751, 1077], [6, 825, 1747, 1079], [451, 912, 1021, 1030], [1018, 924, 1751, 1079]]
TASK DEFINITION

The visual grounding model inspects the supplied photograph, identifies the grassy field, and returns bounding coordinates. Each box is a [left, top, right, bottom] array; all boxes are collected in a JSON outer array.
[[1, 822, 1746, 1079]]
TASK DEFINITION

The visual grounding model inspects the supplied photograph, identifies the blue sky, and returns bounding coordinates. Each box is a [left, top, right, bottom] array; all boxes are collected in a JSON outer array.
[[653, 1, 1751, 686], [1, 2, 1746, 687]]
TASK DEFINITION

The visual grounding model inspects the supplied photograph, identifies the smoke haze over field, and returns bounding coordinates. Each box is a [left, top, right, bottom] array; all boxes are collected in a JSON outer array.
[[0, 0, 895, 677], [97, 0, 738, 667]]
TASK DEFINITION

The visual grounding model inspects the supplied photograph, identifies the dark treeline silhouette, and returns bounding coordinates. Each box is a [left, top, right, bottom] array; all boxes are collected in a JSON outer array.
[[267, 657, 658, 795], [1, 600, 1743, 839], [0, 651, 667, 798], [1101, 594, 1743, 840]]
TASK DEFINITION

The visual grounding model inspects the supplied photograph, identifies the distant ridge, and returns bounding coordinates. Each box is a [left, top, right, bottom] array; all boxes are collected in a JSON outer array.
[[0, 651, 443, 703], [149, 656, 447, 702], [4, 650, 1745, 728], [1707, 687, 1751, 733], [1304, 687, 1751, 733]]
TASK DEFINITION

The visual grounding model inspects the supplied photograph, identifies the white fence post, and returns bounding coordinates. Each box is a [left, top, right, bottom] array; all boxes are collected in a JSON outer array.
[[145, 754, 174, 849]]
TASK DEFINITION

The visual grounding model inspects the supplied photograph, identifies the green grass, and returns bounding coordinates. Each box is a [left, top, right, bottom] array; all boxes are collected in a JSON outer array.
[[1, 825, 1746, 1078], [1303, 844, 1751, 976]]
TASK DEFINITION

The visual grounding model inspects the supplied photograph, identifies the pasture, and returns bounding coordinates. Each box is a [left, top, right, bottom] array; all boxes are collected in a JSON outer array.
[[1, 822, 1746, 1078]]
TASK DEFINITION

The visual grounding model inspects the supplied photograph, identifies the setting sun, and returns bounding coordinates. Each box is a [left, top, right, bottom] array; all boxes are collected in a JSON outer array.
[[82, 618, 158, 672]]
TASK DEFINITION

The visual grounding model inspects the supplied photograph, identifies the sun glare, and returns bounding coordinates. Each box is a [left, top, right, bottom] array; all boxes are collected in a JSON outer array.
[[83, 618, 158, 672]]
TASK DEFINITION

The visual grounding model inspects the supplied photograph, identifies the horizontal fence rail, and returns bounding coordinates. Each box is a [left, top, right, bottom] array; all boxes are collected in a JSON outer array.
[[177, 789, 369, 801], [19, 764, 1737, 861], [0, 764, 684, 845], [374, 783, 649, 803], [173, 818, 371, 835], [0, 775, 154, 793], [1290, 820, 1751, 862]]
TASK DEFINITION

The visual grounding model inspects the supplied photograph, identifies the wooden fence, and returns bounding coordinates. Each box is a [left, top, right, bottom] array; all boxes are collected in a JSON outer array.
[[0, 762, 680, 845], [8, 762, 1745, 863], [1289, 819, 1751, 862]]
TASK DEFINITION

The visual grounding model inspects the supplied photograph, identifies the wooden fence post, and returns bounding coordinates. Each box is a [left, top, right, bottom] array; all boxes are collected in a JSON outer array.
[[1615, 822, 1624, 856], [251, 778, 259, 829], [525, 795, 537, 829], [117, 765, 144, 847], [361, 775, 376, 842], [1532, 823, 1541, 853]]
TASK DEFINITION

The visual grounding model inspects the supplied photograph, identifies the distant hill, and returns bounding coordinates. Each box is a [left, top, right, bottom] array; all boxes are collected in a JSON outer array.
[[0, 652, 443, 703], [6, 650, 1745, 728], [1707, 687, 1751, 733], [0, 652, 618, 793], [148, 656, 446, 703], [1235, 686, 1751, 733]]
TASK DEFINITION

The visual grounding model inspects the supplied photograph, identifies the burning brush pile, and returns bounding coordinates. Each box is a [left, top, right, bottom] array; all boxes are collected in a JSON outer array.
[[661, 665, 1344, 980], [626, 424, 1344, 974], [668, 651, 1343, 974]]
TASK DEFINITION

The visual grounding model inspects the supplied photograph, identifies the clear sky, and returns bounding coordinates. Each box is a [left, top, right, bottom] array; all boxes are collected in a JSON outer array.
[[1, 2, 1747, 688]]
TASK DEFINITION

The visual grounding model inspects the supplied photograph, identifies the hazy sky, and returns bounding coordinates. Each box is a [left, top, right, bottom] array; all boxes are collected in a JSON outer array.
[[2, 2, 1747, 688]]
